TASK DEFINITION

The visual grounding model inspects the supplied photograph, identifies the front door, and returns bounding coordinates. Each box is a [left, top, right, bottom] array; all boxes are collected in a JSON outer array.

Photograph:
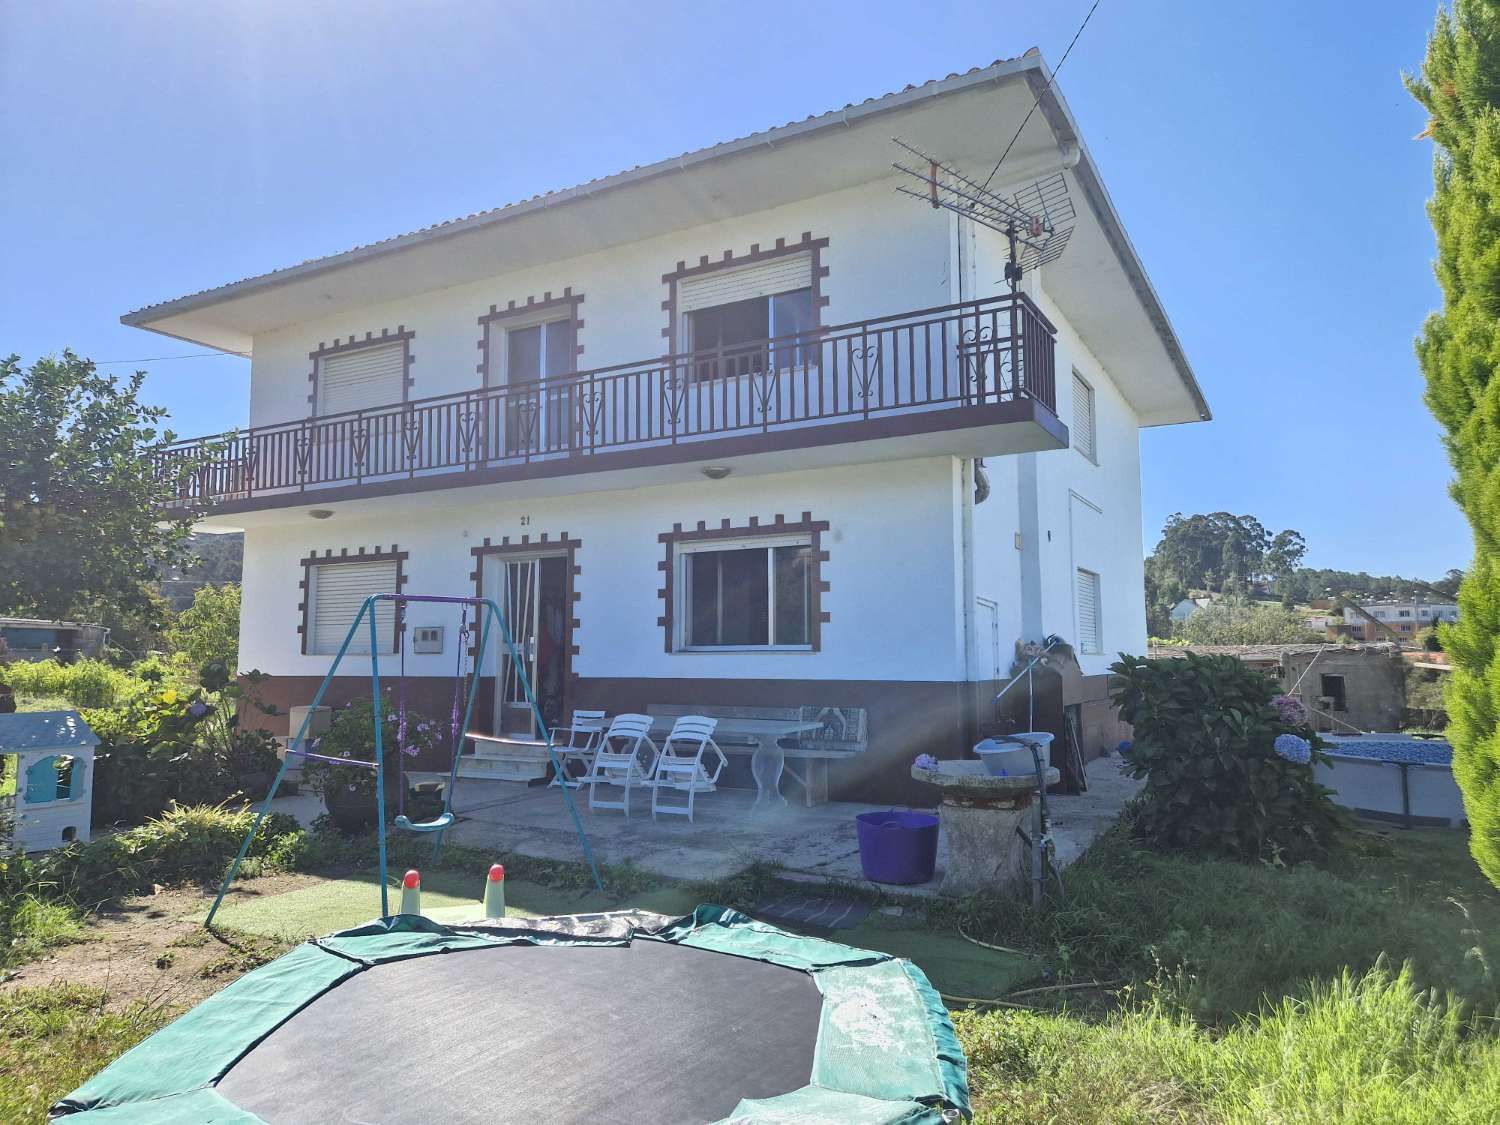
[[486, 554, 569, 739]]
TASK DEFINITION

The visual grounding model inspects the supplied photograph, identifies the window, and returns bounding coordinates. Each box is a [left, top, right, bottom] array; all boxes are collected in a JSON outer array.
[[316, 340, 406, 416], [680, 538, 812, 649], [308, 558, 399, 654], [1398, 609, 1412, 617], [680, 254, 816, 379], [1320, 674, 1347, 713], [1071, 372, 1097, 463], [1075, 568, 1102, 654]]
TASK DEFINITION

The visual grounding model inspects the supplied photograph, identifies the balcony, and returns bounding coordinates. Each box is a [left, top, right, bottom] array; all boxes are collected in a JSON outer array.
[[154, 293, 1063, 515]]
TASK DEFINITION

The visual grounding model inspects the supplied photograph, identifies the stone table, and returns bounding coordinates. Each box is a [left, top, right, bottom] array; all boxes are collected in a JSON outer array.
[[911, 760, 1061, 897]]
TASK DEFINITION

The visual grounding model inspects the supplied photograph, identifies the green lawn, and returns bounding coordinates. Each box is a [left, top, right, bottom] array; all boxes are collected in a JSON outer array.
[[200, 867, 1033, 999]]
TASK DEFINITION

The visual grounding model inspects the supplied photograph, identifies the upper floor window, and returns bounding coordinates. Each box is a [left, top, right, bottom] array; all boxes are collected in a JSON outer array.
[[680, 254, 817, 379], [314, 336, 409, 416], [479, 294, 583, 455], [1071, 371, 1097, 463], [679, 536, 813, 650]]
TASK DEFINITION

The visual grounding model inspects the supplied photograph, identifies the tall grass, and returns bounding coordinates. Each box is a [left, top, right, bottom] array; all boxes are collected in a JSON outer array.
[[942, 820, 1500, 1022], [0, 895, 88, 970], [0, 985, 173, 1124], [955, 964, 1500, 1124], [0, 659, 139, 709]]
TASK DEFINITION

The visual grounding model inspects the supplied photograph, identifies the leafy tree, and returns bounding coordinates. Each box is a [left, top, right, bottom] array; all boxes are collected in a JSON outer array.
[[0, 352, 193, 627], [1408, 0, 1500, 887], [166, 582, 240, 670], [1175, 599, 1324, 646], [1266, 530, 1308, 578], [1149, 512, 1288, 591]]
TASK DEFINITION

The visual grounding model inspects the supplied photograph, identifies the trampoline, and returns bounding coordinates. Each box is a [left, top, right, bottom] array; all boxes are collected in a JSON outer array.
[[53, 906, 970, 1124]]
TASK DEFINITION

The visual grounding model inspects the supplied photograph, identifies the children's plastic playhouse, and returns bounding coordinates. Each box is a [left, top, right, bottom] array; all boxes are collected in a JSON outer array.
[[0, 710, 97, 852]]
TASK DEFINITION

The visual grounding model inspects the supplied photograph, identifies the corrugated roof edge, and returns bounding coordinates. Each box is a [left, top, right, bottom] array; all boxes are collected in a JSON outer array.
[[121, 50, 1208, 421]]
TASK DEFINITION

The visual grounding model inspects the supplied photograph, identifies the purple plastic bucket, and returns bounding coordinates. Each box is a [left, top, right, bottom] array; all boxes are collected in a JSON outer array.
[[855, 809, 939, 885]]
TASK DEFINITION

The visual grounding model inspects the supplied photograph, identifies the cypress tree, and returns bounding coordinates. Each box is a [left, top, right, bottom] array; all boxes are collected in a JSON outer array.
[[1409, 1, 1500, 887]]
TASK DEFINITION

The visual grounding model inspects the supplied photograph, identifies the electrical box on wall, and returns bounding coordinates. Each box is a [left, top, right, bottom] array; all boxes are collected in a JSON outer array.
[[412, 626, 444, 654]]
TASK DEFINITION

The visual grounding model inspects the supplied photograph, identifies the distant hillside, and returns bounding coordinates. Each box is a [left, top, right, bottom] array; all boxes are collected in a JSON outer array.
[[160, 531, 243, 610]]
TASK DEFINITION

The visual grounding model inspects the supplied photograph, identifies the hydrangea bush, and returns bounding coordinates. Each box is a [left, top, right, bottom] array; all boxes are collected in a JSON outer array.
[[1110, 652, 1345, 863]]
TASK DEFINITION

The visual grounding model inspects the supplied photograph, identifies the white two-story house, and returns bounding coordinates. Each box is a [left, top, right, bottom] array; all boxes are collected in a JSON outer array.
[[126, 53, 1208, 802]]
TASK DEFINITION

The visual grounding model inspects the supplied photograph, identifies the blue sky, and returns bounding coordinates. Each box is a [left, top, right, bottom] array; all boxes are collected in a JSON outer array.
[[0, 1, 1462, 576]]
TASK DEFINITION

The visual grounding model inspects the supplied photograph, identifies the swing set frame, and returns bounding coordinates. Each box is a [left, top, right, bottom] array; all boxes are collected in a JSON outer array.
[[205, 593, 602, 928]]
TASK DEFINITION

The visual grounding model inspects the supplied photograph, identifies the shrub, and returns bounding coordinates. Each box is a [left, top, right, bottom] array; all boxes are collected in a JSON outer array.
[[84, 672, 281, 827], [0, 658, 139, 708], [31, 804, 300, 908], [302, 696, 442, 805], [165, 582, 240, 670], [1110, 652, 1345, 863]]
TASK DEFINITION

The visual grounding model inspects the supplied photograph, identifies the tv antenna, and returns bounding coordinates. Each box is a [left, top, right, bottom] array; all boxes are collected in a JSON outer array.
[[892, 137, 1076, 291]]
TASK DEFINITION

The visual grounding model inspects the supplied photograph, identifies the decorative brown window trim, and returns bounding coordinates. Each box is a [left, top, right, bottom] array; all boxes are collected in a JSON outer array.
[[468, 533, 583, 677], [297, 545, 410, 655], [656, 513, 831, 653], [660, 232, 831, 346], [307, 328, 416, 414], [475, 289, 586, 387]]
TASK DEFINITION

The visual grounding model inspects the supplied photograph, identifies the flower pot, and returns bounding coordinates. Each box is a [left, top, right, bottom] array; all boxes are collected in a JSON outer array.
[[323, 782, 378, 834]]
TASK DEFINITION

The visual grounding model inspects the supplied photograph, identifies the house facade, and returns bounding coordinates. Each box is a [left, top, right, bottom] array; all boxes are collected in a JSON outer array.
[[125, 54, 1207, 800]]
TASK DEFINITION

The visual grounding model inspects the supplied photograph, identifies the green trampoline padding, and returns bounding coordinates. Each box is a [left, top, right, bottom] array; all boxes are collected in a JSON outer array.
[[53, 906, 969, 1124]]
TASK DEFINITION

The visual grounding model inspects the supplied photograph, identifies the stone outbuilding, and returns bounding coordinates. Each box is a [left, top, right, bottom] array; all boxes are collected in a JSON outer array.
[[1147, 643, 1406, 733]]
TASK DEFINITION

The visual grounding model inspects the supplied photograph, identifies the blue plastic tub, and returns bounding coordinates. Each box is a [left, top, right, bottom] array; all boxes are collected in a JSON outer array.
[[855, 809, 939, 885]]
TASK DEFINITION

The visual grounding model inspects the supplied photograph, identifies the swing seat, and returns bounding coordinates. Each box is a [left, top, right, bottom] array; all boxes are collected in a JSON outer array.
[[394, 812, 454, 834]]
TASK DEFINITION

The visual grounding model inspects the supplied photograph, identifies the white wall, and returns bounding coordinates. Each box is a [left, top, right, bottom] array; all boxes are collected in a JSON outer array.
[[962, 221, 1148, 677], [239, 458, 966, 684], [247, 178, 953, 429]]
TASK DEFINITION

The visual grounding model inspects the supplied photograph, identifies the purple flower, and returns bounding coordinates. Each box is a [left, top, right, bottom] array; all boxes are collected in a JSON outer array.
[[1274, 734, 1312, 765], [187, 701, 210, 719], [1272, 694, 1308, 726], [913, 753, 940, 770]]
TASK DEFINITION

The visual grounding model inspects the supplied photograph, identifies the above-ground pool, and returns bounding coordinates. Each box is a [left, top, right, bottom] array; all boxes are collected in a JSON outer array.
[[1314, 736, 1465, 828]]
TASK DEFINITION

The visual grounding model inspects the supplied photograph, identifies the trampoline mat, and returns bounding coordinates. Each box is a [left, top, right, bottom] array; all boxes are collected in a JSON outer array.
[[216, 937, 824, 1124]]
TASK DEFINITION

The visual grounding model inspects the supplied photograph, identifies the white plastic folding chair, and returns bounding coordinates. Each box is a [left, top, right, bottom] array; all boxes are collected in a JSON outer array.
[[585, 713, 659, 817], [651, 715, 727, 822], [546, 709, 608, 789]]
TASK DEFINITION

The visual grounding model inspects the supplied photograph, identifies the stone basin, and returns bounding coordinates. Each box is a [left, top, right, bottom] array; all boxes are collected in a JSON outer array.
[[911, 760, 1061, 897]]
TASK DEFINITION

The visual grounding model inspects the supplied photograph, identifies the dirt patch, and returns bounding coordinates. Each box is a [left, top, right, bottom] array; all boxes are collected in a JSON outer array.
[[0, 874, 327, 1011]]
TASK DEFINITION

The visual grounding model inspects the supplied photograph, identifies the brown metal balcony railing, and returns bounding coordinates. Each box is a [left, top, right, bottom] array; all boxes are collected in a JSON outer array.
[[153, 292, 1057, 509]]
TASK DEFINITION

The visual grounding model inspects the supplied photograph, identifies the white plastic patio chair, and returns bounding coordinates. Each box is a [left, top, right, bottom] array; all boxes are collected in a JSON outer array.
[[650, 715, 727, 822], [546, 709, 608, 789], [585, 713, 659, 817]]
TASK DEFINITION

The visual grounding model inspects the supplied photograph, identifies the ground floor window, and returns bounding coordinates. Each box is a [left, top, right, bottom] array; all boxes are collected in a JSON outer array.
[[302, 550, 405, 655], [1320, 673, 1348, 712], [680, 538, 813, 649]]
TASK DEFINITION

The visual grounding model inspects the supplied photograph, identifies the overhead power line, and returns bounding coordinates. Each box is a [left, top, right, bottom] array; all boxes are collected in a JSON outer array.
[[92, 352, 242, 365], [978, 0, 1104, 194]]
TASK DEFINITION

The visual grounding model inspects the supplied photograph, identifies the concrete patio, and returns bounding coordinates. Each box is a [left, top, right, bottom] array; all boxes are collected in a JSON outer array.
[[269, 756, 1139, 894]]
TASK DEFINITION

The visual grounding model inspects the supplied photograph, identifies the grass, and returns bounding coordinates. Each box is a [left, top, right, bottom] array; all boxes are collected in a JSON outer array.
[[0, 986, 173, 1124], [947, 821, 1500, 1123], [943, 821, 1500, 1022], [0, 896, 89, 971], [956, 966, 1500, 1124]]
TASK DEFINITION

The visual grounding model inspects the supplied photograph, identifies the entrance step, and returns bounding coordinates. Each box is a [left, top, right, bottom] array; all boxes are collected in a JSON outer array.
[[460, 731, 552, 783]]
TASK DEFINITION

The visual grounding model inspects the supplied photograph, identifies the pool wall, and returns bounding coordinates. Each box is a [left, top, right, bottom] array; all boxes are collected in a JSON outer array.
[[1313, 738, 1466, 828]]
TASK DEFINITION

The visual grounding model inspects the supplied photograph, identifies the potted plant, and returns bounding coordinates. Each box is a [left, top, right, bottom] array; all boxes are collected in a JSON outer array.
[[302, 696, 441, 834]]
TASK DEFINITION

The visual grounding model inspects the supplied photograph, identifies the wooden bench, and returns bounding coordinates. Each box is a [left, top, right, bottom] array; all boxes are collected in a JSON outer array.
[[647, 704, 868, 806]]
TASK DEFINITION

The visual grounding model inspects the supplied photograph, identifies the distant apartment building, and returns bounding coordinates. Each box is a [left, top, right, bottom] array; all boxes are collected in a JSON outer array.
[[1334, 601, 1458, 643]]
